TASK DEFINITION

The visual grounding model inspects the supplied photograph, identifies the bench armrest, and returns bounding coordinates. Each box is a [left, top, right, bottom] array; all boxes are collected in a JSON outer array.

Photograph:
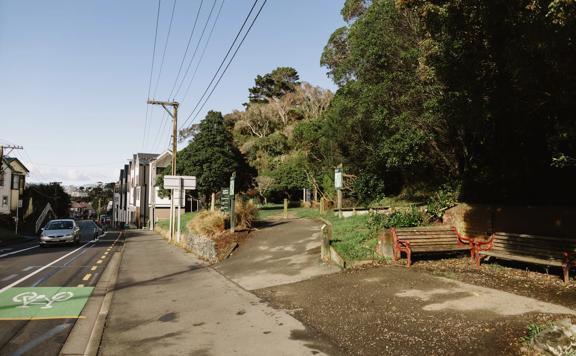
[[452, 227, 474, 245]]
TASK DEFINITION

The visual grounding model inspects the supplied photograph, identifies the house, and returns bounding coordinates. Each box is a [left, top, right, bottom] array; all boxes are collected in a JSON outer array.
[[70, 201, 95, 219], [127, 153, 158, 228], [148, 150, 178, 230], [0, 157, 29, 216]]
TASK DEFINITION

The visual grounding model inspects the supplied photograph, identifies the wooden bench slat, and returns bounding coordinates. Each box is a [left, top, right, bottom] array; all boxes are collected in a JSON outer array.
[[494, 232, 576, 244], [493, 234, 576, 246], [411, 245, 470, 252], [492, 241, 573, 253], [397, 235, 460, 240], [479, 251, 564, 267], [405, 238, 463, 244]]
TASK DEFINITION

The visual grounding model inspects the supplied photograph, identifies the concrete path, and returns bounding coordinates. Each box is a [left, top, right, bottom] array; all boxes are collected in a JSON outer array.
[[215, 218, 339, 291], [98, 231, 338, 356]]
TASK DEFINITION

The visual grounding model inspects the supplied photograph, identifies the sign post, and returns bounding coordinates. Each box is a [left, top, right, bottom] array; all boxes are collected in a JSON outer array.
[[335, 166, 343, 218], [229, 172, 236, 233], [164, 175, 196, 243]]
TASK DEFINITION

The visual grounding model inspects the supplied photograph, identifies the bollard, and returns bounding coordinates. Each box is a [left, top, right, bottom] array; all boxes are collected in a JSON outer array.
[[283, 198, 288, 218]]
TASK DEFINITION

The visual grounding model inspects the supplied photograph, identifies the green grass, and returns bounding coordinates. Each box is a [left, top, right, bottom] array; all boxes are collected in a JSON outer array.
[[290, 208, 378, 261], [257, 204, 284, 219], [156, 212, 197, 233]]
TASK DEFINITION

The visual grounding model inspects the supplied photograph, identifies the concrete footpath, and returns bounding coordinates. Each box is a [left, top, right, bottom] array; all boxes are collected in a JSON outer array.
[[216, 218, 340, 290], [98, 231, 338, 356]]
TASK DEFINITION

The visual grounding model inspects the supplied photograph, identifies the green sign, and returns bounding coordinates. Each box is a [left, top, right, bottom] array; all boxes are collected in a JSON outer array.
[[0, 287, 93, 320], [221, 188, 230, 212]]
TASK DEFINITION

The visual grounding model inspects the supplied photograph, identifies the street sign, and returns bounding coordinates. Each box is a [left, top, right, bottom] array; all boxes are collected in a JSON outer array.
[[181, 176, 196, 190], [163, 175, 181, 189], [335, 168, 343, 190], [18, 200, 23, 208], [221, 188, 230, 212], [164, 175, 196, 190]]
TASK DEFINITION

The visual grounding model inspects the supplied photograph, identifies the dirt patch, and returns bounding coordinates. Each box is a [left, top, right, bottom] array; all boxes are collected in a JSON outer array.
[[407, 256, 576, 310], [254, 264, 576, 355]]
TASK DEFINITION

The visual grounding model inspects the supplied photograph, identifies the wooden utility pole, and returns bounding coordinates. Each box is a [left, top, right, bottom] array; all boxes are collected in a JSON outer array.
[[147, 100, 179, 240], [146, 100, 179, 174]]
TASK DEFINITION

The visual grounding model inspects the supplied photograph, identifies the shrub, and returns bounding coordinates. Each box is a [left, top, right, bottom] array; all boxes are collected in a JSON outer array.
[[188, 210, 226, 236], [367, 206, 425, 231], [235, 199, 259, 229], [426, 187, 457, 221]]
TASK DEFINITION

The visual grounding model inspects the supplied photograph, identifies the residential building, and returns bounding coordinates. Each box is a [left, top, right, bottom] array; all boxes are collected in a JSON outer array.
[[148, 150, 174, 230], [127, 153, 158, 228], [0, 157, 29, 216]]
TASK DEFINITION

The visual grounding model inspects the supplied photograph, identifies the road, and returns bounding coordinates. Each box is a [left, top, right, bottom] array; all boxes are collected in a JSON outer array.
[[0, 220, 122, 355]]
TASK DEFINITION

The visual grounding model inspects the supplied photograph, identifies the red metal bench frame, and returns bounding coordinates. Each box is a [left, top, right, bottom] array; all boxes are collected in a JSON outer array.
[[391, 226, 475, 267]]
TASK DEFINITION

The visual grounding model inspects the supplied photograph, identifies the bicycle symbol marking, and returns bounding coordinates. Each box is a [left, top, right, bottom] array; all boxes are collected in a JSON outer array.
[[12, 291, 74, 309]]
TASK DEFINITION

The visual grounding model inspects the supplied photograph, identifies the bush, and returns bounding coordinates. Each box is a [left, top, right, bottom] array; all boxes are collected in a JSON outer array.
[[188, 210, 226, 236], [235, 199, 259, 229], [367, 206, 425, 231], [426, 188, 457, 221]]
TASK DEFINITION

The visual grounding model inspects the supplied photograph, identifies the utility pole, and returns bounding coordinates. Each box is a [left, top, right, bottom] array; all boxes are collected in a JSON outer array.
[[147, 100, 179, 239], [147, 100, 179, 174]]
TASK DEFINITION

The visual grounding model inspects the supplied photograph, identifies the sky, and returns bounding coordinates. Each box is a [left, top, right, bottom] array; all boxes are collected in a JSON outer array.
[[0, 0, 345, 185]]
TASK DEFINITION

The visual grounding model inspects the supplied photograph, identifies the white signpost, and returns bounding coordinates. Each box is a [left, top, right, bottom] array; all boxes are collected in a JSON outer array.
[[163, 175, 196, 243]]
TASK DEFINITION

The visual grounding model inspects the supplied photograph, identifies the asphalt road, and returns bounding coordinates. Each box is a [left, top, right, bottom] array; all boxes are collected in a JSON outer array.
[[0, 220, 122, 356]]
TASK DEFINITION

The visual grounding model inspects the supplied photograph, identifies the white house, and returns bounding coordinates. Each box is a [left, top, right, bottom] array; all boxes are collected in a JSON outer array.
[[0, 157, 29, 216], [148, 150, 177, 229]]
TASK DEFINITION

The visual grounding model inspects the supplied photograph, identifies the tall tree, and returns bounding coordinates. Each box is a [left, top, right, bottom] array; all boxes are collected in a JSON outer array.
[[401, 0, 576, 203], [319, 0, 452, 201], [177, 111, 255, 199], [248, 67, 300, 104]]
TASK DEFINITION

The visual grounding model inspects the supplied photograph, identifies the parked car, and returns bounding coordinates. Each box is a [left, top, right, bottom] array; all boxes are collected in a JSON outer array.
[[85, 220, 104, 239], [40, 219, 81, 246]]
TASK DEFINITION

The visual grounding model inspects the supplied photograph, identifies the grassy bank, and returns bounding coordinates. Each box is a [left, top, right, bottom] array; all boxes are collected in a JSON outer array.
[[258, 205, 378, 260], [156, 212, 196, 233]]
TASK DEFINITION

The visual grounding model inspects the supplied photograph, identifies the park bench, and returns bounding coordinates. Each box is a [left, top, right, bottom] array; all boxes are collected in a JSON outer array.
[[475, 232, 576, 283], [391, 226, 474, 267]]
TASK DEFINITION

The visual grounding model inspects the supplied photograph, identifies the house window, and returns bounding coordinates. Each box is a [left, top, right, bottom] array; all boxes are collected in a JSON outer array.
[[0, 172, 4, 187], [1, 196, 7, 207], [11, 174, 19, 190]]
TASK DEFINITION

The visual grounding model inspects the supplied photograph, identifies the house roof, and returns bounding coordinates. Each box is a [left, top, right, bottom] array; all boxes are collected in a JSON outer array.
[[3, 157, 29, 174]]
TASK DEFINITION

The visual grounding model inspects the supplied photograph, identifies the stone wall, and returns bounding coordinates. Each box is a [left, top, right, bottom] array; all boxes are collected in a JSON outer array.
[[155, 226, 218, 263]]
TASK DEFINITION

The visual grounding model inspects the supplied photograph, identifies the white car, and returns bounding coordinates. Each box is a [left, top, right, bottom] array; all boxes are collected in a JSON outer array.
[[40, 219, 81, 246]]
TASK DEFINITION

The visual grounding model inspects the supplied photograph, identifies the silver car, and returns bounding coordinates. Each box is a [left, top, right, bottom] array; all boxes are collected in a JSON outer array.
[[40, 219, 81, 246]]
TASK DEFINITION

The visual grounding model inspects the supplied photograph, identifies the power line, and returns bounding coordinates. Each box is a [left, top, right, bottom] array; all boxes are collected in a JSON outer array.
[[167, 0, 204, 101], [152, 0, 178, 99], [180, 0, 259, 126], [180, 0, 225, 104], [180, 0, 267, 130], [172, 0, 218, 99], [143, 0, 162, 150]]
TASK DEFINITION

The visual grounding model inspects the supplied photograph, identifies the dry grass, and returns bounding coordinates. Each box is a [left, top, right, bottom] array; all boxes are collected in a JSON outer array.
[[235, 199, 259, 229], [188, 210, 226, 237]]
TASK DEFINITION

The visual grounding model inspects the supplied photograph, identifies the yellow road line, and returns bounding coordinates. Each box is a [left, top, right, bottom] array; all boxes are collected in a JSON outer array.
[[77, 284, 84, 287], [91, 266, 97, 271], [82, 274, 92, 281], [101, 255, 106, 259], [97, 260, 103, 264]]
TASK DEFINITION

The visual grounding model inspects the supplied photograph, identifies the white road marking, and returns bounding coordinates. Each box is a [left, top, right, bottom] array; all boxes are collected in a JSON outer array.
[[22, 266, 35, 272], [0, 245, 38, 258], [1, 274, 18, 282], [0, 240, 97, 294]]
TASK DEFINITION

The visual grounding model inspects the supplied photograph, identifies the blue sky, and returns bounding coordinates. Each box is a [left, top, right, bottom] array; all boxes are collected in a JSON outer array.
[[0, 0, 345, 185]]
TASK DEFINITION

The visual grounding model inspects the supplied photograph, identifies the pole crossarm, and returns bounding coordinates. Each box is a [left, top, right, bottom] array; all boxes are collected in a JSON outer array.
[[147, 100, 179, 118]]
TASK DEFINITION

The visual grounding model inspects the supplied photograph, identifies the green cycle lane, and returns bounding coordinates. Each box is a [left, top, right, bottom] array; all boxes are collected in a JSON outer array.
[[0, 287, 93, 320]]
